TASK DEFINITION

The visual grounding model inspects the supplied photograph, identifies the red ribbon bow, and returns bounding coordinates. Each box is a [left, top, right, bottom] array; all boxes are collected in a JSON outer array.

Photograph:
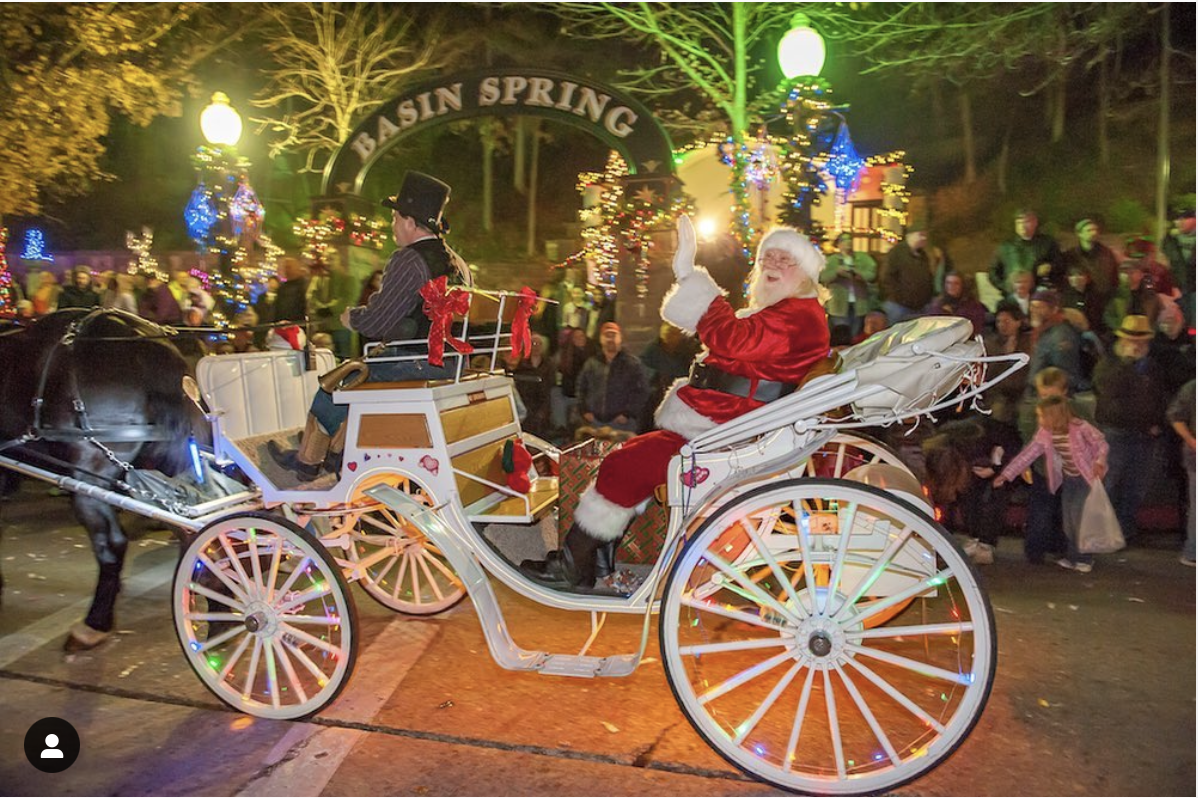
[[509, 286, 539, 362], [420, 276, 474, 367]]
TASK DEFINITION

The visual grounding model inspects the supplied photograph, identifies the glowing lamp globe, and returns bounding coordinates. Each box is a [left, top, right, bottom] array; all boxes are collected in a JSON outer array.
[[777, 15, 826, 80], [200, 92, 242, 147]]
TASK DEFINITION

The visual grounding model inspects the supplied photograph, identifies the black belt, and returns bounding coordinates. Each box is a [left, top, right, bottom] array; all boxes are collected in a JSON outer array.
[[688, 362, 797, 403]]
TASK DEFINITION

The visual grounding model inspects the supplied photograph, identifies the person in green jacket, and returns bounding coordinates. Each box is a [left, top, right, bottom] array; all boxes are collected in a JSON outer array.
[[820, 231, 877, 338]]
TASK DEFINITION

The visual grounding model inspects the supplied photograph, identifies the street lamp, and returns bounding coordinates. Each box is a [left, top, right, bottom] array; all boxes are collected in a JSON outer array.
[[200, 92, 243, 147], [777, 14, 826, 80]]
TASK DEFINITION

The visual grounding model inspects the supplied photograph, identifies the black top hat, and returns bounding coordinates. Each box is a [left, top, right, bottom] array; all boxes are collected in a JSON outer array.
[[382, 171, 451, 234]]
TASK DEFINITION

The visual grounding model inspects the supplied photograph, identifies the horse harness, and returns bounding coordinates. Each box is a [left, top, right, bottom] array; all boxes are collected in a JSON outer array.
[[6, 310, 180, 461]]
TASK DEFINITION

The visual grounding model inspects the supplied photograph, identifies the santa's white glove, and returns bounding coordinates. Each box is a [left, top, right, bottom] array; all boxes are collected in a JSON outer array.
[[672, 215, 697, 281]]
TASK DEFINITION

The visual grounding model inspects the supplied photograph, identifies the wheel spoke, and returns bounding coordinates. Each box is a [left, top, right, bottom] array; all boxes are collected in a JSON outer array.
[[409, 550, 422, 606], [196, 552, 250, 604], [371, 553, 400, 588], [698, 649, 795, 705], [848, 621, 974, 640], [832, 526, 914, 621], [741, 514, 806, 619], [846, 643, 974, 685], [784, 666, 817, 772], [733, 661, 804, 746], [679, 636, 792, 657], [280, 613, 342, 626], [271, 638, 309, 705], [823, 668, 847, 781], [833, 443, 848, 477], [846, 568, 954, 627], [822, 501, 858, 616], [278, 621, 343, 658], [194, 623, 246, 653], [283, 636, 332, 688], [187, 580, 246, 612], [242, 636, 263, 701], [703, 549, 806, 626], [218, 532, 255, 598], [792, 501, 820, 616], [416, 549, 446, 602], [679, 595, 791, 634], [391, 552, 411, 600], [218, 633, 252, 682], [834, 662, 902, 767], [844, 657, 947, 734], [265, 538, 283, 603], [184, 612, 245, 623], [274, 555, 311, 603], [248, 529, 264, 595], [275, 583, 333, 614], [263, 636, 281, 710], [423, 549, 460, 583]]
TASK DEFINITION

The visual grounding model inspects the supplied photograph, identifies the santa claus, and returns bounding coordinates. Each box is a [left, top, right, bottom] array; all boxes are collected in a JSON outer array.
[[521, 215, 831, 592]]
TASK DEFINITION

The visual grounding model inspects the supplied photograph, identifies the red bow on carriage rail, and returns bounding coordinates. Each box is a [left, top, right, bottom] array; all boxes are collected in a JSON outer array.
[[420, 276, 474, 367], [508, 286, 539, 362]]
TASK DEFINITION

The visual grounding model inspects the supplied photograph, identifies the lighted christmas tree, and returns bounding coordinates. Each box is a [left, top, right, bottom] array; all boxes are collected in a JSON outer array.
[[0, 228, 16, 317]]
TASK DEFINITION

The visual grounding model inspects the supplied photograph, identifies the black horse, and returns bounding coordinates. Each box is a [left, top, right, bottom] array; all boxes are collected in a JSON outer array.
[[0, 309, 207, 651]]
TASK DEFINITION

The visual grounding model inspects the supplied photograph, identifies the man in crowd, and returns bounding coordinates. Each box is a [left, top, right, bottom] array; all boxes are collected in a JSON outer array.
[[574, 322, 649, 440], [1065, 218, 1120, 309], [880, 223, 936, 324], [990, 208, 1064, 293], [269, 171, 470, 480], [57, 267, 100, 309], [521, 216, 831, 592], [1094, 315, 1166, 543], [1161, 205, 1195, 327]]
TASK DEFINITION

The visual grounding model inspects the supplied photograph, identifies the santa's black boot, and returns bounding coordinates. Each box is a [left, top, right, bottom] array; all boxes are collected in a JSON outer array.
[[520, 524, 607, 589], [595, 540, 618, 580]]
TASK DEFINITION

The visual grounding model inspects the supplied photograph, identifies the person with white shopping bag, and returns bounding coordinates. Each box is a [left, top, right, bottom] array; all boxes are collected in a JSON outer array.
[[994, 395, 1115, 573]]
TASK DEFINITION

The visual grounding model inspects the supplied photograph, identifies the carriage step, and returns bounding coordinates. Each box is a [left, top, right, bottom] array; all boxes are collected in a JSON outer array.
[[536, 653, 638, 679]]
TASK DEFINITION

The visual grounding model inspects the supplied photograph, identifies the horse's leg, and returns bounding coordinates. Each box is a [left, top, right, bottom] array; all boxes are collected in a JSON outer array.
[[65, 495, 128, 652]]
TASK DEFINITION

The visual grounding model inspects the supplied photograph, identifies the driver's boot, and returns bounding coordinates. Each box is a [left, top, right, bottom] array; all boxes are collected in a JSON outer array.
[[267, 414, 328, 481], [324, 423, 347, 477]]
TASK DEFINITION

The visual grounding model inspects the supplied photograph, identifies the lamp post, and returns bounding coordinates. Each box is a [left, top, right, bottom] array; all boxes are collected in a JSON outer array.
[[185, 92, 264, 321], [777, 14, 826, 81]]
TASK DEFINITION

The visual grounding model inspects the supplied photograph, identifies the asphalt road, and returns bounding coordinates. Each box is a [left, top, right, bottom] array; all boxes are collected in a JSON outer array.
[[0, 483, 1193, 797]]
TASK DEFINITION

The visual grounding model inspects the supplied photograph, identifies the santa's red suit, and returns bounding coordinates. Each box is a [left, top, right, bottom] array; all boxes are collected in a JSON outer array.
[[573, 228, 832, 543]]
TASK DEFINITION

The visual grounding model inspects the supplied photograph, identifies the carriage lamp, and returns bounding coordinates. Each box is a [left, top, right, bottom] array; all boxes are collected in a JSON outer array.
[[200, 92, 243, 147], [777, 14, 826, 80]]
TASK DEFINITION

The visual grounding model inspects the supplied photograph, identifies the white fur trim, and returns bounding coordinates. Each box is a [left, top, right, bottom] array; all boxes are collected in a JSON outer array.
[[575, 482, 638, 541], [661, 266, 724, 335], [758, 228, 825, 285], [654, 378, 720, 440]]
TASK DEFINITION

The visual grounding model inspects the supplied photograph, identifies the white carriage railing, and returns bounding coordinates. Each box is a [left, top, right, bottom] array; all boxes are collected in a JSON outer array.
[[361, 288, 550, 382]]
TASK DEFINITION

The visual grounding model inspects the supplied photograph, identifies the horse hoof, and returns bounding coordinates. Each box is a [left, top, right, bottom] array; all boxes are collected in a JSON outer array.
[[63, 622, 109, 653]]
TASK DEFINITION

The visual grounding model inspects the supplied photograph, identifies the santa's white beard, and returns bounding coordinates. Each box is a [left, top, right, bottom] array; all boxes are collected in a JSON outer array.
[[748, 267, 802, 309]]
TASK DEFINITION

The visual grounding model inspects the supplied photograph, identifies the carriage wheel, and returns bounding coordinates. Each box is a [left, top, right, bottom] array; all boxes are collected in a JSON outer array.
[[800, 433, 916, 481], [321, 475, 465, 615], [173, 512, 358, 720], [660, 479, 995, 795]]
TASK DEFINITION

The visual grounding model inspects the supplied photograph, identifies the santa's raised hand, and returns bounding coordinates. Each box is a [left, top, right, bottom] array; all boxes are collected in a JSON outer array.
[[672, 214, 697, 281]]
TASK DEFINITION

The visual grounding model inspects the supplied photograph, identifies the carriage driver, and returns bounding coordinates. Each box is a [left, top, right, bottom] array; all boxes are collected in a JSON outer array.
[[521, 216, 832, 593], [269, 171, 472, 481]]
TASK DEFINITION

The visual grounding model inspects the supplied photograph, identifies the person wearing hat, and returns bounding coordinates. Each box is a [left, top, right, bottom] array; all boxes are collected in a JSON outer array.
[[880, 223, 937, 325], [1019, 288, 1086, 430], [820, 231, 878, 338], [1103, 255, 1160, 337], [989, 208, 1065, 294], [1093, 315, 1168, 543], [1064, 218, 1120, 308], [521, 216, 830, 593], [572, 321, 649, 440], [1161, 205, 1195, 326], [268, 170, 472, 481]]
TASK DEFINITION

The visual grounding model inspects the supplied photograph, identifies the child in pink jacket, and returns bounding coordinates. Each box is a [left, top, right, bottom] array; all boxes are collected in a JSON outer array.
[[994, 395, 1110, 572]]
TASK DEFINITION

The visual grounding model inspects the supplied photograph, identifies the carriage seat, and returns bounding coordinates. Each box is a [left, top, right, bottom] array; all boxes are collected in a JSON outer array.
[[196, 348, 336, 461]]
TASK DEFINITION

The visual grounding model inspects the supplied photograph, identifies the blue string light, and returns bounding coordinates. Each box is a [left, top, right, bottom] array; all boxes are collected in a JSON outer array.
[[21, 228, 53, 262], [825, 122, 865, 197], [184, 182, 219, 245]]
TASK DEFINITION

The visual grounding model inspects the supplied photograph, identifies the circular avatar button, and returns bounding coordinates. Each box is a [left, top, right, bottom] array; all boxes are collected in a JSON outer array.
[[24, 717, 80, 773]]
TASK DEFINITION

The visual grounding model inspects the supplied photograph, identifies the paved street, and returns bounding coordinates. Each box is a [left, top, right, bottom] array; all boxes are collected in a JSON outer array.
[[0, 483, 1194, 796]]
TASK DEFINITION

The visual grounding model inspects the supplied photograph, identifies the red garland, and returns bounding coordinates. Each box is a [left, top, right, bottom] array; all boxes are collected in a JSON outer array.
[[419, 276, 475, 367], [508, 286, 538, 361]]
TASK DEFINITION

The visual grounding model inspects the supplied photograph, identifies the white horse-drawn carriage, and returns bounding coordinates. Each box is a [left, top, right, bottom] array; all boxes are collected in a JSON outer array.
[[1, 295, 1026, 795]]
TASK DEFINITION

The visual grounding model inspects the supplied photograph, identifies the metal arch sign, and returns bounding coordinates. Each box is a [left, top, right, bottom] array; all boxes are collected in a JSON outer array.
[[320, 69, 676, 197]]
